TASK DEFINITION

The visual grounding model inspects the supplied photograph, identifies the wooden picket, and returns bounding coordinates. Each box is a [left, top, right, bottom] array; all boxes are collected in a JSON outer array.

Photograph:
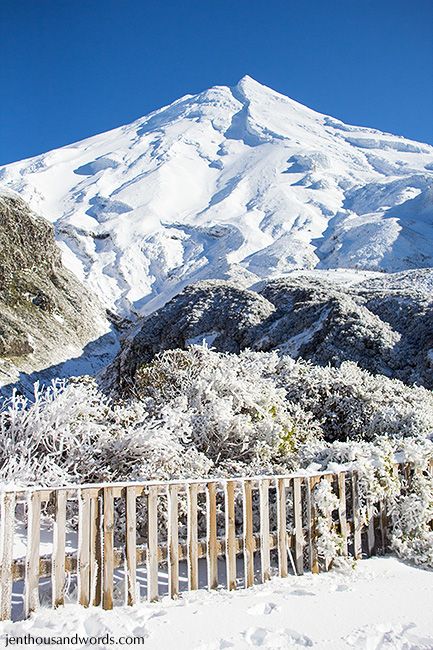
[[259, 479, 271, 582], [292, 477, 304, 575], [24, 491, 41, 617], [52, 489, 66, 607], [351, 472, 362, 560], [125, 486, 137, 605], [167, 484, 179, 598], [337, 473, 348, 557], [78, 489, 91, 607], [242, 480, 254, 588], [187, 483, 199, 591], [276, 478, 288, 578], [146, 486, 159, 602], [102, 487, 114, 610], [224, 480, 237, 591], [0, 492, 15, 621], [206, 482, 218, 590], [0, 462, 429, 621]]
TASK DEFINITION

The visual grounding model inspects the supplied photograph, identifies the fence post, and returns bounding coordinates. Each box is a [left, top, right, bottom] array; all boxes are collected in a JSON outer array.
[[125, 486, 137, 606], [366, 501, 376, 557], [292, 477, 304, 575], [206, 482, 218, 590], [242, 480, 254, 588], [276, 478, 288, 577], [259, 479, 271, 582], [89, 492, 102, 606], [52, 490, 66, 608], [187, 483, 199, 591], [351, 471, 362, 560], [78, 489, 91, 607], [0, 492, 15, 621], [147, 486, 159, 602], [25, 491, 41, 617], [379, 500, 387, 553], [225, 480, 237, 591], [167, 484, 179, 598], [309, 477, 320, 574], [337, 473, 348, 557], [102, 487, 114, 610]]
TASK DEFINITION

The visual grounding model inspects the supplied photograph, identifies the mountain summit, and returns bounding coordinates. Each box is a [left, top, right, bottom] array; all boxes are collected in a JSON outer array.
[[1, 77, 433, 315]]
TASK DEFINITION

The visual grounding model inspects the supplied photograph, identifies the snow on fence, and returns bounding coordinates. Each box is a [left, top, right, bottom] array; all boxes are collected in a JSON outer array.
[[0, 465, 414, 621]]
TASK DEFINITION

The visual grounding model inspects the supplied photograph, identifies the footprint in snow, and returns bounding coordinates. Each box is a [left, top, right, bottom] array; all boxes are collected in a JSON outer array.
[[149, 608, 167, 618], [132, 625, 149, 638], [344, 622, 433, 649], [248, 601, 279, 616], [244, 626, 313, 647], [286, 588, 316, 597], [194, 639, 234, 650]]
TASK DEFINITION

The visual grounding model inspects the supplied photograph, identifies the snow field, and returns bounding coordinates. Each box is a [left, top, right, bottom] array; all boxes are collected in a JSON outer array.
[[2, 76, 433, 316], [1, 558, 432, 649]]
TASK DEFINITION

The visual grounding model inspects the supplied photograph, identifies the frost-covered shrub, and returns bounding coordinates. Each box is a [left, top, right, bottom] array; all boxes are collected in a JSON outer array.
[[314, 478, 343, 563], [277, 359, 433, 442], [135, 347, 321, 473], [388, 456, 433, 567], [1, 346, 432, 565], [302, 436, 433, 568], [1, 347, 432, 487], [0, 379, 211, 488], [0, 379, 108, 486]]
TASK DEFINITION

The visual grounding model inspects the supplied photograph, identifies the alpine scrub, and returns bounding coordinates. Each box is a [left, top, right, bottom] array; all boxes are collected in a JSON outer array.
[[1, 346, 432, 566]]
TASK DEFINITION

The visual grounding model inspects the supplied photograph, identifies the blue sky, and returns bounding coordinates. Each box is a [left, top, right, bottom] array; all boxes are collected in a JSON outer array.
[[1, 0, 432, 165]]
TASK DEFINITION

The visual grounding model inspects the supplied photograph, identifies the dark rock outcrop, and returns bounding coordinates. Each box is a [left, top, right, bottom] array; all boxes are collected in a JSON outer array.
[[0, 193, 109, 389], [108, 272, 433, 393]]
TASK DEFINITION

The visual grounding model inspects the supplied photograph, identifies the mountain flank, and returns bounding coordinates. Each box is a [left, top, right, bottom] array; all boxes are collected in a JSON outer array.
[[0, 193, 112, 391], [1, 76, 432, 316]]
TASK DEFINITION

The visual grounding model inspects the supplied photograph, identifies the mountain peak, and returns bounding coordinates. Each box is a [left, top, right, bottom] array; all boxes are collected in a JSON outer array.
[[234, 74, 275, 96], [236, 74, 259, 86], [232, 75, 318, 119], [1, 79, 432, 317]]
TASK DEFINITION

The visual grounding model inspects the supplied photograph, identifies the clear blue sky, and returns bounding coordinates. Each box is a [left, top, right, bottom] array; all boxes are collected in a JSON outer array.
[[1, 0, 432, 165]]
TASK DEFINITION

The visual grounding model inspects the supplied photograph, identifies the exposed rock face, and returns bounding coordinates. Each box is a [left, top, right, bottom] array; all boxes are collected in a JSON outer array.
[[111, 281, 275, 391], [109, 272, 433, 392], [0, 194, 110, 390]]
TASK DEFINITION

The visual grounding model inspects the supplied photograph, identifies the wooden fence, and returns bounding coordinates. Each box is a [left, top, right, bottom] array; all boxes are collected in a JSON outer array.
[[0, 466, 412, 621]]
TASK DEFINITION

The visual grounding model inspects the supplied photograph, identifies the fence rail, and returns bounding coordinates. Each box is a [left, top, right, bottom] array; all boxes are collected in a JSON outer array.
[[0, 464, 426, 621]]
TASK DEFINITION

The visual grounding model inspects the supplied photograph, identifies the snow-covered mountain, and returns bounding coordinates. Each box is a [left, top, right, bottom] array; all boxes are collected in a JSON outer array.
[[1, 76, 433, 316]]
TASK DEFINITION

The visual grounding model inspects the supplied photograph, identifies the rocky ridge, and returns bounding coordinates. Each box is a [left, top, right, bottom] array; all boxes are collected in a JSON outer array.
[[0, 193, 113, 392], [109, 272, 433, 392]]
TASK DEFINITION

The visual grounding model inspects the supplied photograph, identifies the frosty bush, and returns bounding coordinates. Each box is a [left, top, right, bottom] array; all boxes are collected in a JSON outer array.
[[0, 378, 211, 488], [135, 347, 321, 474], [1, 346, 432, 565], [304, 436, 433, 568], [314, 478, 344, 563], [278, 359, 433, 442], [1, 346, 432, 487]]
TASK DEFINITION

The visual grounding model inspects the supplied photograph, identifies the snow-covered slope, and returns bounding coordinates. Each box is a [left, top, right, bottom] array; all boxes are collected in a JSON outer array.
[[1, 76, 433, 316], [2, 558, 433, 649]]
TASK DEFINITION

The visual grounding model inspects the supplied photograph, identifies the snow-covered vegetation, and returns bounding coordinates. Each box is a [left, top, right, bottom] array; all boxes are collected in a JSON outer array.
[[1, 347, 432, 566]]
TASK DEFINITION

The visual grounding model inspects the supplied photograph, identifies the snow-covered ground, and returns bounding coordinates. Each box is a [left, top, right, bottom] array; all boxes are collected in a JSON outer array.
[[1, 558, 432, 649], [1, 76, 433, 316]]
